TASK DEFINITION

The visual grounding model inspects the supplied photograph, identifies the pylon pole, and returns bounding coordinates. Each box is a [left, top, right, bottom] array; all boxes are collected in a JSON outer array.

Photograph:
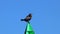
[[24, 21, 35, 34]]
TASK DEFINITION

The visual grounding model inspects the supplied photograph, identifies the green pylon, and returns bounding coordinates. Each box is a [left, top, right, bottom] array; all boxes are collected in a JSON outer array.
[[24, 22, 35, 34]]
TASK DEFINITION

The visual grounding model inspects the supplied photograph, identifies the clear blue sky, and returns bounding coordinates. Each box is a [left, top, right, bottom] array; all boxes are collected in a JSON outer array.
[[0, 0, 60, 34]]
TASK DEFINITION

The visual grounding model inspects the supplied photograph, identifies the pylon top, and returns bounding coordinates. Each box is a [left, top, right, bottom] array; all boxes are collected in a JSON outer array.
[[24, 22, 35, 34], [26, 22, 33, 31]]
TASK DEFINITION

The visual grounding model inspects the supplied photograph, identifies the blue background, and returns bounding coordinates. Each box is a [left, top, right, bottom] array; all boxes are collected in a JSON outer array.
[[0, 0, 60, 34]]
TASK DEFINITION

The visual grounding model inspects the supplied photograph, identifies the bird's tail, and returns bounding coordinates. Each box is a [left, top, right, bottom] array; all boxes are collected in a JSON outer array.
[[21, 19, 25, 21]]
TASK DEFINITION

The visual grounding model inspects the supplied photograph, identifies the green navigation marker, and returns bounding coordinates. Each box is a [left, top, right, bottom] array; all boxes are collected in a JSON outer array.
[[24, 22, 35, 34]]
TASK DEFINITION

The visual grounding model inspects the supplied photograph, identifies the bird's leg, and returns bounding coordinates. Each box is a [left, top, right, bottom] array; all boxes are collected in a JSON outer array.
[[27, 21, 30, 24]]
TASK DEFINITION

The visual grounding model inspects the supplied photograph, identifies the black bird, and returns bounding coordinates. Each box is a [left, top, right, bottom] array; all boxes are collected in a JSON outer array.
[[21, 13, 32, 22]]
